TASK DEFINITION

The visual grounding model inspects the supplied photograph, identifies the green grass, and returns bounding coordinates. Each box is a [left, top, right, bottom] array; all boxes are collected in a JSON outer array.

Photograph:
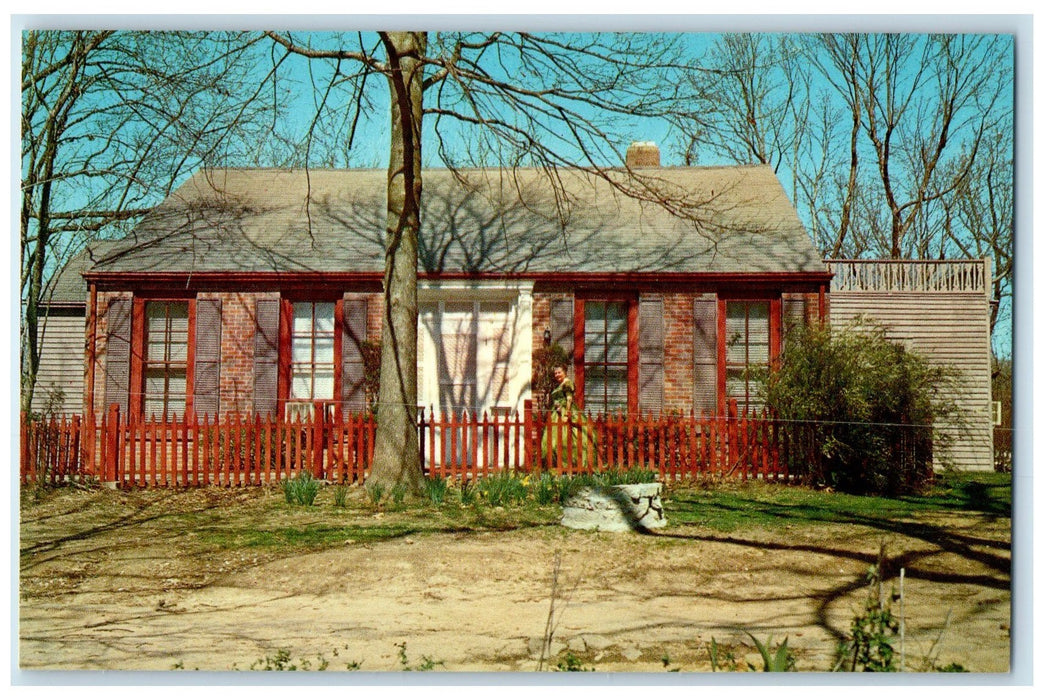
[[666, 471, 1011, 532], [91, 470, 1009, 555]]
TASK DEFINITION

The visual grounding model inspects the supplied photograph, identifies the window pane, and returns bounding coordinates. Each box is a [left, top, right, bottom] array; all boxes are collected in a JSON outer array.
[[169, 305, 189, 331], [584, 333, 604, 362], [748, 341, 770, 365], [292, 337, 312, 363], [167, 337, 188, 363], [606, 340, 628, 364], [293, 303, 313, 334], [313, 336, 335, 364], [291, 372, 313, 400], [146, 340, 167, 362], [144, 370, 166, 395], [606, 301, 627, 324], [313, 303, 335, 333], [726, 368, 747, 398], [313, 367, 334, 400], [167, 372, 186, 396]]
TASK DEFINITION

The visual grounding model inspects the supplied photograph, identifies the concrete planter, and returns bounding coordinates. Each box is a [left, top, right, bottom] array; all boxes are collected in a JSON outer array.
[[561, 482, 666, 532]]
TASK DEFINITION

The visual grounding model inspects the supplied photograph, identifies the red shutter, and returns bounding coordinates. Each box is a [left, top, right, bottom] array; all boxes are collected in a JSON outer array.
[[253, 298, 280, 417], [692, 294, 717, 415], [193, 298, 222, 418], [104, 297, 132, 416], [638, 296, 664, 415], [342, 296, 368, 413]]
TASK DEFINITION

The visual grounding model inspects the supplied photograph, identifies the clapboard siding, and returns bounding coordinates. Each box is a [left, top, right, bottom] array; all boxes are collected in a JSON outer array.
[[829, 290, 992, 471], [32, 311, 86, 415]]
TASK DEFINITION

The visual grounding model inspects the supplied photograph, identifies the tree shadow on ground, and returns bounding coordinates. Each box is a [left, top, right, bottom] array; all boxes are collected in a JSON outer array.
[[644, 491, 1010, 644]]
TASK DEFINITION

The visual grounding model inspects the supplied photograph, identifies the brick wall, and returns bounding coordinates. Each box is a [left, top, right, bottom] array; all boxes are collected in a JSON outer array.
[[661, 292, 696, 413], [204, 292, 267, 416]]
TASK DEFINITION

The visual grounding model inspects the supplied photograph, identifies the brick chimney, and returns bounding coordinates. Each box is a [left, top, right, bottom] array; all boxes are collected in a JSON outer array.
[[625, 141, 660, 169]]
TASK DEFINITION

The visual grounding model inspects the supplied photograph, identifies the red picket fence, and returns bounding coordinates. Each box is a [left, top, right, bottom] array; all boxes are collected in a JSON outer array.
[[20, 400, 791, 487]]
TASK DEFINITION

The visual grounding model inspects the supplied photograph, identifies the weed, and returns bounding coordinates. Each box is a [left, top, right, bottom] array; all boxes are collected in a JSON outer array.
[[282, 471, 320, 506], [707, 637, 738, 672], [332, 484, 349, 508], [478, 472, 528, 506], [747, 632, 796, 672], [459, 479, 477, 505], [424, 477, 448, 506], [837, 547, 900, 672], [395, 641, 443, 671], [532, 472, 558, 505], [391, 482, 407, 507], [249, 648, 329, 671], [553, 651, 594, 672], [366, 482, 385, 507]]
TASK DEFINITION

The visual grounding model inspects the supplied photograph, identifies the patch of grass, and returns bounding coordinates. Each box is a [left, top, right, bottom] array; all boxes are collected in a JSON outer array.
[[331, 484, 349, 508], [478, 472, 528, 506], [281, 472, 319, 506], [553, 651, 594, 672], [665, 472, 1011, 532], [366, 482, 385, 508], [424, 477, 449, 506], [199, 523, 424, 548]]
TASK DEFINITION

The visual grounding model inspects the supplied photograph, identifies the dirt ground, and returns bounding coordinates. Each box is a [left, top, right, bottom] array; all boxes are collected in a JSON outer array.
[[17, 487, 1011, 674]]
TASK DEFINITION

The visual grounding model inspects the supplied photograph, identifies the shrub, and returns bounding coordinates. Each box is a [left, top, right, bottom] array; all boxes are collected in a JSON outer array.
[[761, 322, 961, 496]]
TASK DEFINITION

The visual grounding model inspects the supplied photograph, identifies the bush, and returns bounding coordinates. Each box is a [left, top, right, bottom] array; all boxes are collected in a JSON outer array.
[[761, 322, 961, 496]]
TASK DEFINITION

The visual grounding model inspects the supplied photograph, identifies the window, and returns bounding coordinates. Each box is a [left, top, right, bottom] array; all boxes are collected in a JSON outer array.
[[290, 301, 335, 401], [725, 300, 770, 407], [582, 300, 629, 415], [418, 300, 512, 415], [143, 301, 189, 419]]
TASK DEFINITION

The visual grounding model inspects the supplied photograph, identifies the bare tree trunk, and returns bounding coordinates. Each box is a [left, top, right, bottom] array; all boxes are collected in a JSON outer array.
[[367, 31, 426, 492]]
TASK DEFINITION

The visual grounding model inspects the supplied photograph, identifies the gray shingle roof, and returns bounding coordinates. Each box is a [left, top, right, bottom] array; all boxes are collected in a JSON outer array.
[[84, 165, 826, 278]]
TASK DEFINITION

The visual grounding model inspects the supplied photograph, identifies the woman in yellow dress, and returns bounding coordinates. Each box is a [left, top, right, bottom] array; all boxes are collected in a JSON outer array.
[[541, 364, 597, 470]]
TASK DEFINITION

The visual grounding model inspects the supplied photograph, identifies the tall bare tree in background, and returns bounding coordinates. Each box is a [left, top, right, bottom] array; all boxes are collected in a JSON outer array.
[[679, 32, 1013, 350], [20, 30, 286, 412], [265, 31, 693, 491]]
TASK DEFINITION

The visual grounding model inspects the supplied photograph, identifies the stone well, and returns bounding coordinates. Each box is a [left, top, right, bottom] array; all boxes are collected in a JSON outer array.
[[561, 482, 667, 532]]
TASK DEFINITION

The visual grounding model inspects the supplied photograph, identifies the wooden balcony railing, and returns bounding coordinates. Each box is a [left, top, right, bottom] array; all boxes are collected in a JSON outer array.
[[826, 259, 989, 294]]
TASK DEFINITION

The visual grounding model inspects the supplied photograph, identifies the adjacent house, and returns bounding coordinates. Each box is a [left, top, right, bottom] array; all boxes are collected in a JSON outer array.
[[826, 258, 995, 471], [73, 145, 829, 427]]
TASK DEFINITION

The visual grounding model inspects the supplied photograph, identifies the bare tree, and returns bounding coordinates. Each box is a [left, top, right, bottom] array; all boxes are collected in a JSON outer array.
[[679, 33, 810, 177], [264, 30, 695, 491], [814, 33, 1012, 259], [20, 30, 283, 412], [940, 131, 1013, 344]]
